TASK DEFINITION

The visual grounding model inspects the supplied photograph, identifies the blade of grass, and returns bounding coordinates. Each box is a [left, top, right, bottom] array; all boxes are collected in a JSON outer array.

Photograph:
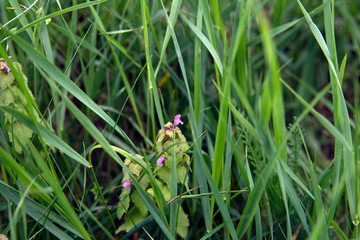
[[27, 142, 92, 240], [140, 0, 164, 132], [86, 5, 146, 143], [1, 0, 109, 43], [0, 105, 90, 167], [7, 0, 34, 42], [210, 58, 230, 228], [258, 11, 287, 162], [180, 14, 223, 75], [199, 0, 221, 87], [170, 132, 178, 237], [193, 2, 203, 124], [235, 79, 332, 237], [299, 125, 329, 239], [154, 0, 183, 78], [7, 30, 139, 153], [244, 147, 263, 240], [0, 182, 75, 240]]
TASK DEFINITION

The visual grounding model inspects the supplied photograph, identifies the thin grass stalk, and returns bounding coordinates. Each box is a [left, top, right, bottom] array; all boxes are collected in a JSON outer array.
[[140, 0, 164, 129], [170, 131, 178, 237], [194, 2, 202, 123], [87, 4, 146, 142], [323, 0, 356, 224]]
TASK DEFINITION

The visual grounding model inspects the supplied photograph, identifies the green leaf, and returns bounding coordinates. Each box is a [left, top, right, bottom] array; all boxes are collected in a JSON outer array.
[[180, 14, 223, 75], [0, 72, 15, 90], [0, 106, 90, 167], [117, 193, 130, 220], [0, 181, 81, 239], [176, 206, 189, 239], [131, 191, 149, 217], [115, 207, 146, 234]]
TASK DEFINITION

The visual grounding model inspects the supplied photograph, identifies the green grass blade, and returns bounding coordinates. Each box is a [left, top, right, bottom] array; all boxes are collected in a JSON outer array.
[[0, 106, 90, 167], [140, 0, 164, 128], [1, 0, 109, 43], [210, 70, 230, 223], [299, 129, 329, 239], [155, 0, 183, 78], [7, 31, 139, 153], [0, 182, 79, 240], [259, 11, 286, 162], [193, 2, 203, 123], [281, 79, 351, 151], [7, 0, 34, 42], [170, 132, 178, 237], [27, 142, 92, 240], [180, 14, 223, 75], [196, 148, 239, 239]]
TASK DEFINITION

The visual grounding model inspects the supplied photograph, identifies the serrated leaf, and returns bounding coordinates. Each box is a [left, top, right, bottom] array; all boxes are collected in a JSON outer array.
[[158, 180, 171, 201], [177, 165, 188, 190], [7, 121, 33, 152], [176, 206, 189, 239], [131, 191, 148, 217], [139, 174, 150, 189], [0, 72, 14, 90], [115, 207, 146, 234], [116, 193, 130, 220], [156, 166, 172, 187], [128, 162, 143, 177], [0, 88, 15, 105]]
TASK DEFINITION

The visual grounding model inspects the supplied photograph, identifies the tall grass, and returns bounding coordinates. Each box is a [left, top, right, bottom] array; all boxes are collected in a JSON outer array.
[[0, 0, 359, 239]]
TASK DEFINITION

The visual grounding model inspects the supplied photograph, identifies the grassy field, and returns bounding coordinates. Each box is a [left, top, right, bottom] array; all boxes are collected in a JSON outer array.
[[0, 0, 359, 239]]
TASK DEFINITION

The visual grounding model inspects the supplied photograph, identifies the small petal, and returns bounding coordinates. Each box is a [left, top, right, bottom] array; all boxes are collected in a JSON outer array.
[[123, 180, 132, 191], [173, 114, 183, 126], [157, 156, 165, 166], [4, 62, 10, 73]]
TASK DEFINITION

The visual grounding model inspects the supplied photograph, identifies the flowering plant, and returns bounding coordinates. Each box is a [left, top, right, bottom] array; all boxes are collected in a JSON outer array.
[[116, 114, 190, 238]]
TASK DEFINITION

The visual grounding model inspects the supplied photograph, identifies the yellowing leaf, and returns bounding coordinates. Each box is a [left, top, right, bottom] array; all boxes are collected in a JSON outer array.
[[176, 206, 189, 239], [177, 165, 189, 189], [0, 88, 15, 105], [116, 193, 130, 220], [115, 207, 145, 234], [156, 165, 172, 188], [0, 72, 14, 90], [7, 121, 33, 153], [131, 191, 148, 217]]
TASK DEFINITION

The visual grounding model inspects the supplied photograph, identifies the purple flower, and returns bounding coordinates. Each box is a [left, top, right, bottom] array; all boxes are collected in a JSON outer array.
[[123, 180, 132, 191], [173, 114, 183, 126], [157, 156, 165, 166], [1, 60, 10, 73], [3, 61, 10, 73]]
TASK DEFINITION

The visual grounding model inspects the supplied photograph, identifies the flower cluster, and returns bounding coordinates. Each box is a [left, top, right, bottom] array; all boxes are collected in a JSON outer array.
[[122, 180, 132, 191], [117, 114, 190, 238], [122, 115, 185, 191], [155, 114, 187, 167]]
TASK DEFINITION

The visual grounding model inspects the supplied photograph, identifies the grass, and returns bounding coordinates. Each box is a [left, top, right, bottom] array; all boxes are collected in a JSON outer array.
[[0, 0, 359, 239]]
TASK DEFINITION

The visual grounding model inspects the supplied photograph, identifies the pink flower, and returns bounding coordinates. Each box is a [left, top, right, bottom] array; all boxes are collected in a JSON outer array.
[[123, 180, 132, 191], [173, 114, 183, 126], [1, 60, 10, 73], [4, 61, 10, 73], [157, 156, 165, 166]]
